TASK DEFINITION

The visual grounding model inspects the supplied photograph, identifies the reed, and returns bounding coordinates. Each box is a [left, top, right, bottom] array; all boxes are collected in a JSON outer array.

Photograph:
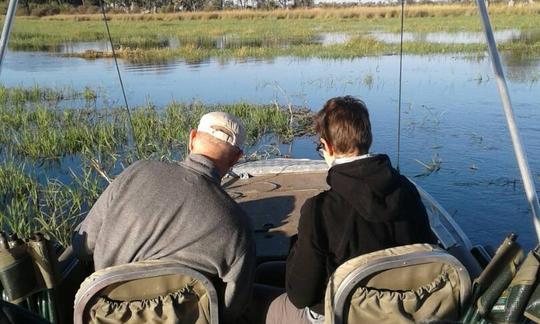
[[0, 85, 313, 245]]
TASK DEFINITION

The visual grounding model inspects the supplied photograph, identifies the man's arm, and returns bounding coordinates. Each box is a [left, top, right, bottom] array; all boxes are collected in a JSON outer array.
[[71, 178, 116, 261], [72, 161, 147, 260], [285, 196, 327, 308], [71, 161, 143, 260], [221, 246, 256, 323], [216, 209, 257, 323]]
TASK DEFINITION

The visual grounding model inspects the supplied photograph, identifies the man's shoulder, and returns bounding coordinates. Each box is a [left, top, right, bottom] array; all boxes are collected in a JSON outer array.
[[119, 159, 178, 177]]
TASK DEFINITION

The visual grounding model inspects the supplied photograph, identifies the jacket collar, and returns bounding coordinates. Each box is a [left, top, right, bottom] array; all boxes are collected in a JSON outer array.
[[182, 154, 222, 184]]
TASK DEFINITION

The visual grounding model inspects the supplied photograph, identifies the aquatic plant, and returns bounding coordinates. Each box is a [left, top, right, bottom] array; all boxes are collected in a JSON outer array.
[[414, 153, 442, 177], [363, 73, 374, 89], [0, 85, 314, 246]]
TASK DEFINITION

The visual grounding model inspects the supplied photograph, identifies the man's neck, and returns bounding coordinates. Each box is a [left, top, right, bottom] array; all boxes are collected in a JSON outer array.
[[189, 152, 228, 178]]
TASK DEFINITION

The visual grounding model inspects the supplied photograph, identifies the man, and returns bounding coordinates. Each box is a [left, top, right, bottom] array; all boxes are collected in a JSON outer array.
[[72, 112, 256, 323], [267, 96, 435, 323]]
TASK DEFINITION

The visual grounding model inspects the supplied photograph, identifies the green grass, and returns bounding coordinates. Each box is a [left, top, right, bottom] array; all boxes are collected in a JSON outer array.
[[0, 159, 102, 247], [0, 85, 313, 245], [6, 4, 540, 60]]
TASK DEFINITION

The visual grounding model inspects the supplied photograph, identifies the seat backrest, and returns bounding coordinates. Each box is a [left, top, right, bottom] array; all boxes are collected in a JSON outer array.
[[73, 260, 219, 324], [324, 244, 471, 324]]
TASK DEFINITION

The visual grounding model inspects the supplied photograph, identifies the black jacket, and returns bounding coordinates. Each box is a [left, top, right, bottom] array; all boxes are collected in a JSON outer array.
[[285, 154, 436, 314]]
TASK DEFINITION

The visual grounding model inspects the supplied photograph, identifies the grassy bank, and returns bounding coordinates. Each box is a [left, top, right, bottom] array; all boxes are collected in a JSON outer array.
[[7, 4, 540, 60], [0, 85, 313, 245]]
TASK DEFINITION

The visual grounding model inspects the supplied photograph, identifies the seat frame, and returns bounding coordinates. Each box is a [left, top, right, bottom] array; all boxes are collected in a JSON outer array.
[[73, 261, 219, 324], [331, 250, 471, 324]]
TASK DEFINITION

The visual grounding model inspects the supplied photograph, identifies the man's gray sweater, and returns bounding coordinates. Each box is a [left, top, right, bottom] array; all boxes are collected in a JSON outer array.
[[72, 154, 256, 322]]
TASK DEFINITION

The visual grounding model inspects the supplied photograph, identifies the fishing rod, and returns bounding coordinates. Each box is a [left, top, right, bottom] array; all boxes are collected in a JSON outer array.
[[0, 0, 18, 77], [98, 0, 141, 160], [476, 0, 540, 241]]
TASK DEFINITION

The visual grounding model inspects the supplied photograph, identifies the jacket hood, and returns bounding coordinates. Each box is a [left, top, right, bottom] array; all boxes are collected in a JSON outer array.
[[326, 154, 403, 222]]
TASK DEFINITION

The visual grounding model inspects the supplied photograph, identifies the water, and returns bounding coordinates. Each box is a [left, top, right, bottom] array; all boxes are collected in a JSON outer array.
[[2, 47, 540, 250], [370, 29, 525, 44]]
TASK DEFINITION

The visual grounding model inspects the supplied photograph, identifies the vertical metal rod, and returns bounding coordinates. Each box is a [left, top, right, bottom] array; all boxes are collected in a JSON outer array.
[[396, 0, 405, 172], [0, 0, 19, 77], [476, 0, 540, 241]]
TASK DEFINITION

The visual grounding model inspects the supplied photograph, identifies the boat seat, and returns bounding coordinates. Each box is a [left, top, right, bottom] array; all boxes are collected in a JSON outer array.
[[73, 260, 219, 324], [324, 244, 471, 324]]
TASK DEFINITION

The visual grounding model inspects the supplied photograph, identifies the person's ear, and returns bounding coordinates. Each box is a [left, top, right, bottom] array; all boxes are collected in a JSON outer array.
[[321, 138, 335, 157], [189, 129, 197, 152]]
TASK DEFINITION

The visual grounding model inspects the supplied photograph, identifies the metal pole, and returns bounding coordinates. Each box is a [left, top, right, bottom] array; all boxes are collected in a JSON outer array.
[[476, 0, 540, 241], [0, 0, 19, 77]]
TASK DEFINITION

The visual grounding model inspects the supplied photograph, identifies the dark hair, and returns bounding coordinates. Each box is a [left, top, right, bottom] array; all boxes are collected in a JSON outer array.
[[315, 96, 372, 155]]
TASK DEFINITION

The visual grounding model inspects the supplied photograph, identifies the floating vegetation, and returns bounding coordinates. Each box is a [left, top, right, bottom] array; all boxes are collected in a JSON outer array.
[[0, 85, 314, 246], [414, 153, 443, 177], [0, 84, 96, 105], [453, 177, 520, 189], [362, 73, 374, 89]]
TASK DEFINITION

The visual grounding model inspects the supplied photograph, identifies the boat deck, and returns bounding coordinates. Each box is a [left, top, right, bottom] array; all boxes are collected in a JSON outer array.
[[224, 158, 474, 261], [225, 159, 328, 259]]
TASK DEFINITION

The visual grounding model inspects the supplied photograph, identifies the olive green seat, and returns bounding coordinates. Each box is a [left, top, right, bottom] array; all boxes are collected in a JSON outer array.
[[73, 260, 219, 324], [324, 244, 471, 324]]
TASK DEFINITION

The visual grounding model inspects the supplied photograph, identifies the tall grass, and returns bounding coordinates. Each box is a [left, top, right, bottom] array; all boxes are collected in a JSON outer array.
[[0, 85, 313, 245]]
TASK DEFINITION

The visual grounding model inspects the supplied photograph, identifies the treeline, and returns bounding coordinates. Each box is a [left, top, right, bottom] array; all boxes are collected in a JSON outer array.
[[9, 0, 314, 15]]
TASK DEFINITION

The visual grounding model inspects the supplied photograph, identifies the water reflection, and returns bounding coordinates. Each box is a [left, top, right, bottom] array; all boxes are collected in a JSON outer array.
[[54, 34, 324, 55], [501, 52, 540, 83], [315, 32, 351, 45], [49, 32, 351, 57], [59, 42, 111, 53], [371, 29, 524, 44]]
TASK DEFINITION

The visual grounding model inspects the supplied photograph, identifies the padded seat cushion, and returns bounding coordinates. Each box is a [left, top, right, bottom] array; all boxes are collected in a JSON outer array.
[[347, 268, 460, 323], [324, 244, 470, 324]]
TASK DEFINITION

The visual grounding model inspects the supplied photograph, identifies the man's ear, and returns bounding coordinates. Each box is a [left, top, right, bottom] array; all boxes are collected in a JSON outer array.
[[188, 129, 197, 152]]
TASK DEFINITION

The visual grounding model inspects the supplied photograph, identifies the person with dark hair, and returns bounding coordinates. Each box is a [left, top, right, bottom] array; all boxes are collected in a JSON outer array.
[[266, 96, 436, 324]]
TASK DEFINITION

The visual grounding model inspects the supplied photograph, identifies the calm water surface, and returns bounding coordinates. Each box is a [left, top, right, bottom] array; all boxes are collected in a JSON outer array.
[[2, 47, 540, 249]]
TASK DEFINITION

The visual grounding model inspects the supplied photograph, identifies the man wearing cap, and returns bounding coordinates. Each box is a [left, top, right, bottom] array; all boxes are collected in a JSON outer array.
[[72, 112, 255, 323]]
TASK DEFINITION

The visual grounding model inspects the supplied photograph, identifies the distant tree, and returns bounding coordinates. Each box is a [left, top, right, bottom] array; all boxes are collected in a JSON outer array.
[[293, 0, 312, 7]]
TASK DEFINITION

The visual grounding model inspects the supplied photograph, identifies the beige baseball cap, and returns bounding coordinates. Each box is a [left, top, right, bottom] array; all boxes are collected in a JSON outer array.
[[197, 112, 246, 149]]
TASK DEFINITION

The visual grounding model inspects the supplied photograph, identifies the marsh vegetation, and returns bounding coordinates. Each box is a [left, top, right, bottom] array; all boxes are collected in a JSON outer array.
[[0, 85, 313, 246], [2, 3, 540, 250], [7, 4, 540, 61]]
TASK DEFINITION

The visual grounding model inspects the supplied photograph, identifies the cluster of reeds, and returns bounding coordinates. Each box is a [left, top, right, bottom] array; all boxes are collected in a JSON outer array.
[[0, 160, 102, 247], [69, 35, 537, 63], [0, 85, 313, 246]]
